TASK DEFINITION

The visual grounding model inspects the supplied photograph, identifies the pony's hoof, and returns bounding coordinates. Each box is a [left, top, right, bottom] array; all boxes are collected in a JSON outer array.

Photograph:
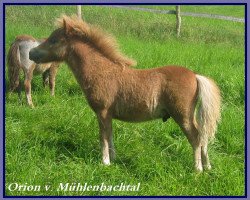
[[194, 166, 203, 173], [204, 164, 212, 171], [102, 158, 111, 166]]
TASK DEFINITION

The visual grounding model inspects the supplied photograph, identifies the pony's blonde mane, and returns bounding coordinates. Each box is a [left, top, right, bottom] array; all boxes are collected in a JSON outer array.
[[56, 15, 137, 67]]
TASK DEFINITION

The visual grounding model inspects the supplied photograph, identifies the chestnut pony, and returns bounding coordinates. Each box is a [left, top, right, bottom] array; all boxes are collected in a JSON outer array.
[[29, 15, 221, 172], [7, 35, 60, 107]]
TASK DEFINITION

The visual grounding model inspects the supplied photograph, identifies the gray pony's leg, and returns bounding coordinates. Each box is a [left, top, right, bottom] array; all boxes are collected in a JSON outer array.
[[49, 63, 59, 96], [42, 68, 50, 87], [24, 67, 34, 108]]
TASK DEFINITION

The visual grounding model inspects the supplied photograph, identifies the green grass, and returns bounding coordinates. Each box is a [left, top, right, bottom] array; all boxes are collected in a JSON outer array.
[[5, 5, 245, 196]]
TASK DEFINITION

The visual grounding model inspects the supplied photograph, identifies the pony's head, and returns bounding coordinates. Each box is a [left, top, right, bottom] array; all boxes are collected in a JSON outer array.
[[30, 15, 136, 66], [29, 16, 72, 63]]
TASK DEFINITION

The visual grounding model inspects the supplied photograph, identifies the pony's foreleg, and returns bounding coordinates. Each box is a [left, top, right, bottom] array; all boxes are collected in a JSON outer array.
[[97, 110, 114, 165], [42, 69, 50, 87], [109, 133, 115, 161], [49, 64, 59, 96], [24, 70, 34, 108]]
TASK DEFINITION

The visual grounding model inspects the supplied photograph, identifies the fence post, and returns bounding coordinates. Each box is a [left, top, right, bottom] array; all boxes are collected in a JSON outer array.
[[77, 5, 82, 19], [176, 6, 181, 37]]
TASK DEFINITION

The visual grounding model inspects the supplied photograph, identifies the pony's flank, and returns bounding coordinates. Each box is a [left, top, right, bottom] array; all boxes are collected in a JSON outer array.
[[56, 15, 137, 67]]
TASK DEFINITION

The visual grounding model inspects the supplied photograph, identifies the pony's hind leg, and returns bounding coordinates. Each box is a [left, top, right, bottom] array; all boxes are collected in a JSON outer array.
[[194, 144, 203, 172], [181, 121, 203, 172], [49, 64, 59, 96], [97, 109, 115, 165], [42, 69, 50, 87], [17, 79, 22, 103], [201, 143, 211, 170], [24, 69, 34, 108]]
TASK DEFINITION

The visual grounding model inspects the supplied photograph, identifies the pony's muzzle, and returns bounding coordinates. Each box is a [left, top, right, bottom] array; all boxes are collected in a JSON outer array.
[[29, 48, 44, 63]]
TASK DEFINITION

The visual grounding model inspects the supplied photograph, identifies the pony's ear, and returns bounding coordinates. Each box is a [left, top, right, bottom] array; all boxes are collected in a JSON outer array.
[[63, 18, 72, 36]]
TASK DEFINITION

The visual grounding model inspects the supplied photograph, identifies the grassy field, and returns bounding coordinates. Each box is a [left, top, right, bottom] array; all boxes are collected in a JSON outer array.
[[5, 5, 245, 196], [138, 5, 245, 18]]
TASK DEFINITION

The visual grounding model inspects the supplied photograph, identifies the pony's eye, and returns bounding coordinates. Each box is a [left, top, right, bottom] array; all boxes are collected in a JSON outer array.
[[50, 38, 57, 44]]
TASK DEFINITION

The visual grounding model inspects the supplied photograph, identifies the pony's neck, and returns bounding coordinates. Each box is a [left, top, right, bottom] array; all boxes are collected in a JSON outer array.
[[65, 40, 121, 90], [66, 40, 115, 70]]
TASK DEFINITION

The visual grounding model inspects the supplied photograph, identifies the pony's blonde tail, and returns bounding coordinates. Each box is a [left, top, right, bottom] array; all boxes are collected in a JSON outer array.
[[7, 39, 21, 92], [194, 75, 221, 146]]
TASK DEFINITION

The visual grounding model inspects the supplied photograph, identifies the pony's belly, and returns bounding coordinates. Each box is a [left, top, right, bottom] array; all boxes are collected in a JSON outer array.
[[33, 63, 52, 75], [112, 104, 164, 122], [113, 114, 160, 122], [112, 91, 166, 122]]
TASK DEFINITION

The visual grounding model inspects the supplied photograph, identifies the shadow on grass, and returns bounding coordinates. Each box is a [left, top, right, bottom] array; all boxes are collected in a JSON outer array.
[[39, 132, 100, 164]]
